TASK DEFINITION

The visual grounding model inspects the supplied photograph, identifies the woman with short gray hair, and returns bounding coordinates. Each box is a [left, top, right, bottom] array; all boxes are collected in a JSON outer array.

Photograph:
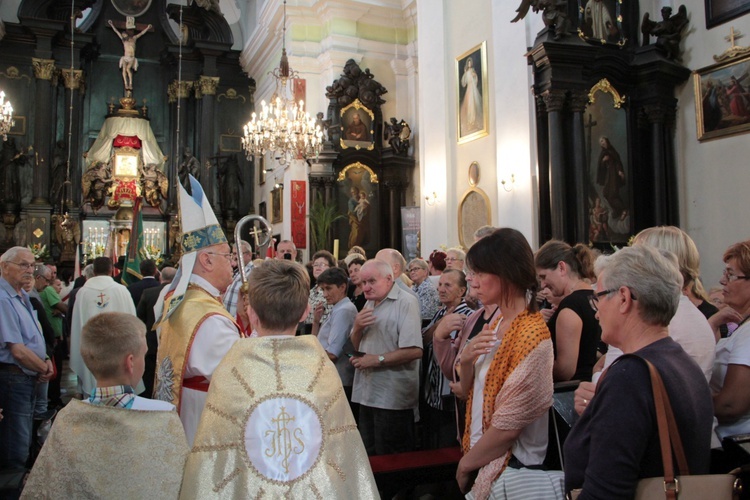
[[564, 245, 713, 498]]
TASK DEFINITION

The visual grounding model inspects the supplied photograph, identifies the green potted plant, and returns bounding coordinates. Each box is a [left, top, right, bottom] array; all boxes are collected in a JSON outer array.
[[308, 192, 345, 254]]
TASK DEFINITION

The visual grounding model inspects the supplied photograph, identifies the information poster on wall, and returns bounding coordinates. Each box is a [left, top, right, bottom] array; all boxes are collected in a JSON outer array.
[[400, 206, 420, 261]]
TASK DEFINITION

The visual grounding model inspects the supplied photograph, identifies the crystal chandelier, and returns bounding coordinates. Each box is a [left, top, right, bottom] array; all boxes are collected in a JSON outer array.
[[0, 91, 13, 141], [241, 0, 323, 163]]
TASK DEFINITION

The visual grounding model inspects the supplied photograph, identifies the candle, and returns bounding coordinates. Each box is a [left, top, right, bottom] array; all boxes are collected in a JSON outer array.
[[333, 239, 339, 261]]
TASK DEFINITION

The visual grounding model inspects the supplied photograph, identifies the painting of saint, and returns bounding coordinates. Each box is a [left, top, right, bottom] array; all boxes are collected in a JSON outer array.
[[586, 91, 631, 244], [340, 101, 374, 150], [578, 0, 623, 44], [338, 163, 378, 254], [456, 42, 488, 144]]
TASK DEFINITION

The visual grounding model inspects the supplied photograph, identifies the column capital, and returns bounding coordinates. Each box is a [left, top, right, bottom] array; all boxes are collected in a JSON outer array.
[[568, 92, 590, 113], [542, 89, 567, 112], [198, 75, 220, 96], [31, 58, 56, 80], [61, 68, 84, 90]]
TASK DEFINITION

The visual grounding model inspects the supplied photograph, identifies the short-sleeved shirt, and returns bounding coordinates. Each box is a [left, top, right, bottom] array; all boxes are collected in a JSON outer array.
[[0, 277, 47, 375], [39, 285, 63, 338], [317, 298, 358, 386], [712, 321, 750, 439], [352, 285, 423, 410]]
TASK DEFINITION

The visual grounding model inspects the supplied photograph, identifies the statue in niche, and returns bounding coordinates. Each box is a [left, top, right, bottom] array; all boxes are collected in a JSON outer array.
[[0, 138, 28, 205], [178, 147, 200, 193], [641, 6, 689, 61], [217, 154, 243, 216], [512, 0, 571, 40], [107, 20, 152, 92], [139, 163, 169, 213], [50, 140, 68, 209], [53, 213, 81, 263], [82, 161, 113, 214], [384, 117, 412, 156]]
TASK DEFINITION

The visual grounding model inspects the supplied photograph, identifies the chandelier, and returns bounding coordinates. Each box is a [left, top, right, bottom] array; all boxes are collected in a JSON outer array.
[[241, 0, 323, 163], [0, 91, 13, 141]]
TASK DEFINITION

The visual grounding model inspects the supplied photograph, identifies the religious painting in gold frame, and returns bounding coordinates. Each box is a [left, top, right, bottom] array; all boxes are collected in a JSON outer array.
[[586, 78, 632, 245], [271, 187, 283, 223], [340, 99, 375, 150], [112, 146, 140, 178], [456, 41, 489, 144], [693, 48, 750, 141]]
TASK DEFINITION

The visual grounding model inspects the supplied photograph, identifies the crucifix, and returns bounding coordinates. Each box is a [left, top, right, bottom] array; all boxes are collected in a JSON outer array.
[[584, 113, 598, 171], [248, 225, 263, 253]]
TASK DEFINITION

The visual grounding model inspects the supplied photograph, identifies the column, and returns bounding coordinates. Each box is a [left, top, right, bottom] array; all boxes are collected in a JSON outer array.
[[30, 57, 55, 206], [569, 92, 589, 243], [543, 89, 568, 240], [644, 103, 668, 226], [60, 68, 84, 208], [197, 76, 219, 207]]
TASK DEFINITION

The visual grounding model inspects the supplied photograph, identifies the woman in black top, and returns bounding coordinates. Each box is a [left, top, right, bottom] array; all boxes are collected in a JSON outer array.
[[346, 256, 367, 311], [536, 240, 601, 381]]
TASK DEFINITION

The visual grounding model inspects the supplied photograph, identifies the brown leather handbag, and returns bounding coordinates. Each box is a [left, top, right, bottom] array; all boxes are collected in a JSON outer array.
[[569, 356, 742, 500]]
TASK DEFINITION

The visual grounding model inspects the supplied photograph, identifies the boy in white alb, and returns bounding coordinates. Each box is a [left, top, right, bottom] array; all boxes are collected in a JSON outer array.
[[22, 313, 187, 498]]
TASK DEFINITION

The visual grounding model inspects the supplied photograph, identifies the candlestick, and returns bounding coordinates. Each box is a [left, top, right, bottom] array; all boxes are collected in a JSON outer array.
[[333, 239, 339, 261]]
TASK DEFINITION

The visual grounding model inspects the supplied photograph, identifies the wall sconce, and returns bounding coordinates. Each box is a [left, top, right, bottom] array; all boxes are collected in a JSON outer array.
[[501, 174, 515, 193], [424, 191, 439, 206], [274, 182, 284, 190]]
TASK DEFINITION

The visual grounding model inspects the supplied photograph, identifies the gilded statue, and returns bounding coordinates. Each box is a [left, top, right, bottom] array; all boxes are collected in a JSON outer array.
[[53, 213, 81, 263], [140, 163, 169, 213], [82, 161, 113, 214]]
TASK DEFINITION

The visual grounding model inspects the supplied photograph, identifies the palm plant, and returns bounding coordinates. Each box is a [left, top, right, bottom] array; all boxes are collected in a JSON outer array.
[[308, 192, 345, 253]]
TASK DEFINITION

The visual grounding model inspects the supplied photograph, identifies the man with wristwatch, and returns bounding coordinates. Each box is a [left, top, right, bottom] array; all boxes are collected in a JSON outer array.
[[0, 247, 54, 470], [350, 258, 422, 455]]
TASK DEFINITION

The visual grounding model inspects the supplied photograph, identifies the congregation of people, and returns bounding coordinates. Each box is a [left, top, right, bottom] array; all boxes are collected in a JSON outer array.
[[2, 187, 750, 498]]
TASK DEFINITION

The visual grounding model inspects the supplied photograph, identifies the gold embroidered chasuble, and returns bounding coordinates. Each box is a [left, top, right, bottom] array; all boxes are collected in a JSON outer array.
[[154, 284, 242, 410], [180, 335, 378, 499], [21, 400, 188, 499]]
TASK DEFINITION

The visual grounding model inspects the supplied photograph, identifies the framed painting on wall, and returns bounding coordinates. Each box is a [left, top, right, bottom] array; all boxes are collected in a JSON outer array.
[[271, 187, 283, 223], [705, 0, 750, 28], [456, 41, 489, 144], [340, 99, 375, 150], [585, 79, 632, 245], [693, 51, 750, 141]]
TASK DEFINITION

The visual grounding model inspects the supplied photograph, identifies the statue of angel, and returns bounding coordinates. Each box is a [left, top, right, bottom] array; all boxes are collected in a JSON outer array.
[[82, 161, 113, 214], [140, 163, 169, 212]]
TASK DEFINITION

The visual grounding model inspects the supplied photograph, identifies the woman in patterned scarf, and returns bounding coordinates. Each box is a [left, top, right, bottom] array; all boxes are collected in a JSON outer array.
[[455, 228, 559, 500]]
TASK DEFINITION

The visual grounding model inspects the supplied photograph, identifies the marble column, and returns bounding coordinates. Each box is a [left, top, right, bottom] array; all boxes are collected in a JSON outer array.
[[30, 57, 55, 206], [543, 89, 568, 240], [197, 76, 219, 207], [60, 68, 84, 208], [569, 92, 589, 243]]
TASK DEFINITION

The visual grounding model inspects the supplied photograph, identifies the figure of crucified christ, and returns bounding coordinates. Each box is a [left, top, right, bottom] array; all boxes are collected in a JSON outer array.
[[108, 20, 152, 92]]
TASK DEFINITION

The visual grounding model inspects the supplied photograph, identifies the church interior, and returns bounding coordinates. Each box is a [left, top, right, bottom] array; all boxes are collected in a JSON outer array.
[[0, 0, 748, 299]]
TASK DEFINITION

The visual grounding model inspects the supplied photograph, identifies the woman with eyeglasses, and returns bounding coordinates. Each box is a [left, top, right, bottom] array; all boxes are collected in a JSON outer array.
[[307, 250, 336, 335], [408, 258, 440, 326], [564, 245, 713, 498], [444, 247, 466, 271], [591, 227, 716, 384], [711, 240, 750, 443], [452, 228, 559, 499]]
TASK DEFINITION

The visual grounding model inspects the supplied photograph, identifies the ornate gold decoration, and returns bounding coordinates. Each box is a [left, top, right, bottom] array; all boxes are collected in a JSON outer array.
[[199, 75, 220, 95], [458, 188, 492, 249], [61, 69, 84, 90], [217, 88, 246, 103], [31, 58, 56, 80], [167, 81, 177, 103], [336, 162, 379, 183], [33, 228, 43, 239], [0, 66, 32, 85], [588, 78, 626, 109], [714, 27, 750, 62], [194, 85, 202, 100]]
